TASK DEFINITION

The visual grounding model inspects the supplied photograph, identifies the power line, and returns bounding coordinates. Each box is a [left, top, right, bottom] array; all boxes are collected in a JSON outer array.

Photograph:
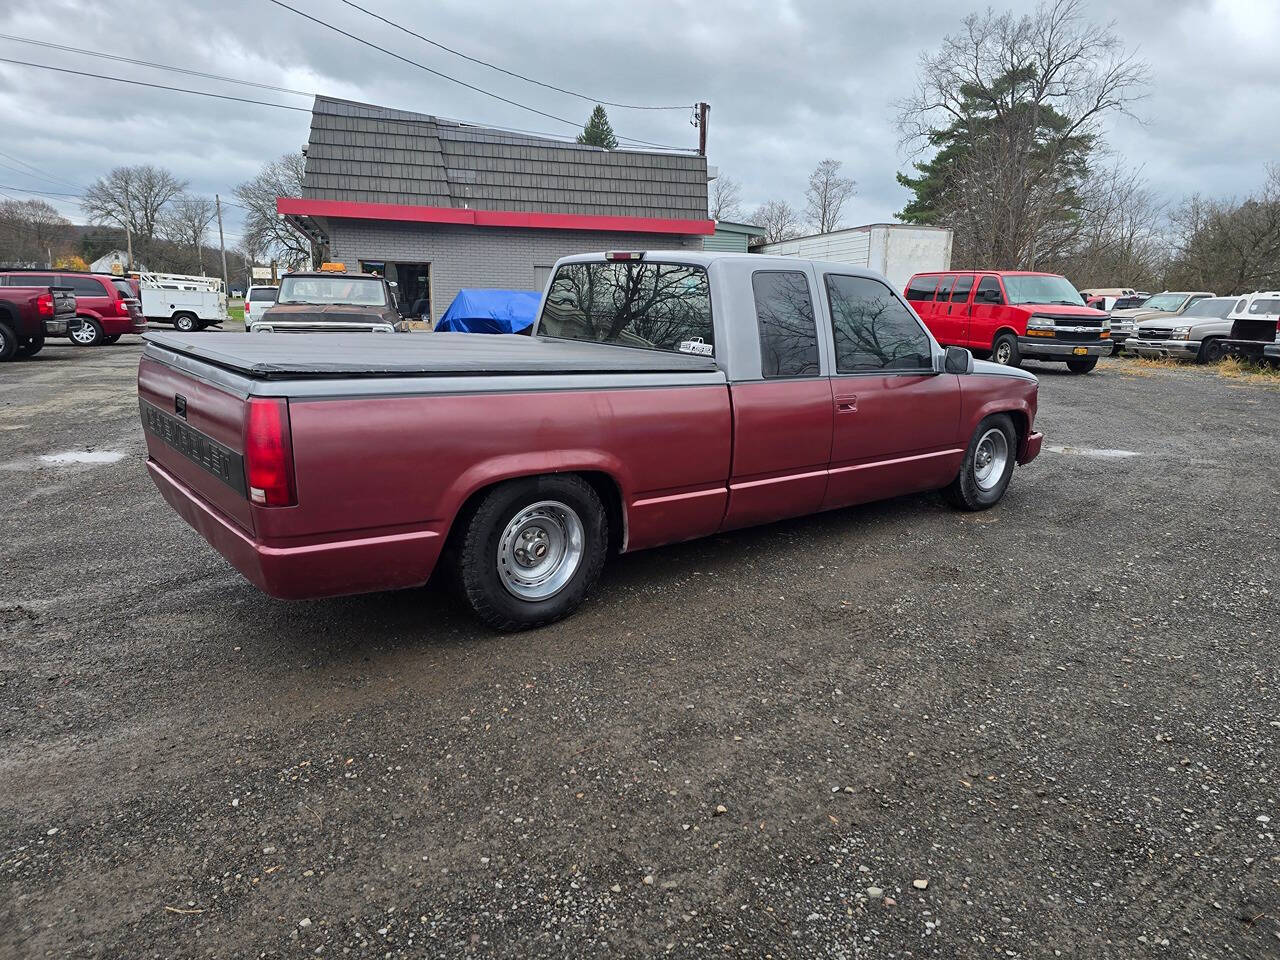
[[336, 0, 690, 111], [0, 147, 84, 190], [0, 34, 314, 99], [0, 56, 314, 113], [263, 0, 689, 151], [0, 183, 82, 198]]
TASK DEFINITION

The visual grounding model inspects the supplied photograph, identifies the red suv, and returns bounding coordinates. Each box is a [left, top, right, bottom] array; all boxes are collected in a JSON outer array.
[[904, 270, 1110, 373], [0, 270, 144, 346]]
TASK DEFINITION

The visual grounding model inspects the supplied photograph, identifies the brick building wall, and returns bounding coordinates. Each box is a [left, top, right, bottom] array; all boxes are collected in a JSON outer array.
[[328, 220, 704, 322]]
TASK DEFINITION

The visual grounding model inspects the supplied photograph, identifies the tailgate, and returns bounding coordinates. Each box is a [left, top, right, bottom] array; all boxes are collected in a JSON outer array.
[[50, 286, 76, 319], [137, 354, 256, 533]]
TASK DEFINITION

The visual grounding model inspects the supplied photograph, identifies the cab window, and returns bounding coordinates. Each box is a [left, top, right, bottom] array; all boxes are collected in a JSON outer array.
[[753, 271, 819, 378], [975, 276, 1003, 304], [825, 274, 932, 373]]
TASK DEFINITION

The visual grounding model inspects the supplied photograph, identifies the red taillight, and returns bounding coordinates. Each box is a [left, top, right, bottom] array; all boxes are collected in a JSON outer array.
[[36, 292, 54, 317], [244, 398, 296, 507], [117, 298, 132, 316]]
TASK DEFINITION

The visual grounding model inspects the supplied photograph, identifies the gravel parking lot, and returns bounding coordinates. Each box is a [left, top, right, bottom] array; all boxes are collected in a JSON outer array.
[[2, 337, 1278, 959]]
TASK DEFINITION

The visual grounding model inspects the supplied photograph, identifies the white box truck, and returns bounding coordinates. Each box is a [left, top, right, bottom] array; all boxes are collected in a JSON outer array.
[[139, 272, 228, 332], [753, 223, 953, 293]]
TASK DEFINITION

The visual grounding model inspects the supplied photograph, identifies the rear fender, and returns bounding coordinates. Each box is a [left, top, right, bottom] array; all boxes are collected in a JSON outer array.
[[440, 449, 633, 544]]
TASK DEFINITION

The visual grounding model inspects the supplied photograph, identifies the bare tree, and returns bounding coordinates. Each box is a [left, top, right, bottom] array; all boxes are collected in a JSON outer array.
[[0, 198, 70, 265], [1167, 165, 1280, 294], [804, 159, 856, 233], [709, 174, 743, 221], [235, 152, 322, 268], [82, 165, 187, 265], [751, 199, 803, 244], [160, 195, 217, 274], [896, 0, 1148, 269]]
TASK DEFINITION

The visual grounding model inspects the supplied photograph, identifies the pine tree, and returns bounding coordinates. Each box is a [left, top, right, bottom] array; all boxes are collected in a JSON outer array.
[[577, 105, 618, 150]]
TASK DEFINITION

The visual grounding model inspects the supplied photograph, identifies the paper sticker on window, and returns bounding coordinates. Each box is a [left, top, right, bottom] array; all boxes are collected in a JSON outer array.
[[679, 338, 713, 356]]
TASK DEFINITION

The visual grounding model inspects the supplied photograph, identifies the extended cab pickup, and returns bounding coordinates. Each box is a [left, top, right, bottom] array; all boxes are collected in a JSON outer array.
[[0, 284, 78, 360], [138, 252, 1044, 629]]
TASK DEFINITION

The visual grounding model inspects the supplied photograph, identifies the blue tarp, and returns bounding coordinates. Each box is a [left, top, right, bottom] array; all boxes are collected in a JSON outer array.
[[437, 289, 541, 334]]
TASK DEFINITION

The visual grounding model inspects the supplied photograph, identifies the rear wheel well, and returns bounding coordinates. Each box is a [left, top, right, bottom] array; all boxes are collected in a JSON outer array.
[[446, 470, 626, 557]]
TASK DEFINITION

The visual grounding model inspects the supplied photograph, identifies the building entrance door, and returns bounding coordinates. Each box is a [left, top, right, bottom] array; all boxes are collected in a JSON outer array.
[[393, 262, 431, 321]]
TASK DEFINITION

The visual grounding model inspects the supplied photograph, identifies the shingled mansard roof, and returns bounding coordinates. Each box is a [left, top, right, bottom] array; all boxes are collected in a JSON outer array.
[[299, 96, 709, 221]]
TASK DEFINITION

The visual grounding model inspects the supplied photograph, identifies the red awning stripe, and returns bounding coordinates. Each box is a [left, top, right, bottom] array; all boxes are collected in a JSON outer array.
[[277, 197, 715, 236]]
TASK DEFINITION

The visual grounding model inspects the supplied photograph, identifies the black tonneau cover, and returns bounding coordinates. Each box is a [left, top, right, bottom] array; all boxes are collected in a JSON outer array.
[[144, 331, 719, 380]]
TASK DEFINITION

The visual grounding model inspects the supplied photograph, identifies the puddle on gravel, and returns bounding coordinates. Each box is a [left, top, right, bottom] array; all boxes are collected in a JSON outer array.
[[38, 450, 126, 465], [1045, 445, 1140, 459]]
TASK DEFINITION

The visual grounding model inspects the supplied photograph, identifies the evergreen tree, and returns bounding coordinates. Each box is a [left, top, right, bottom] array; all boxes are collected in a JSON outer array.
[[577, 105, 618, 150]]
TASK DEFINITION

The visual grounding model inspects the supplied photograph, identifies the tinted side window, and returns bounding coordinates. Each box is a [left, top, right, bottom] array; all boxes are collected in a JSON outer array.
[[950, 275, 975, 303], [825, 274, 932, 373], [976, 276, 1003, 303], [905, 275, 938, 301], [753, 271, 819, 378], [63, 275, 109, 297], [9, 273, 56, 287], [933, 275, 956, 301]]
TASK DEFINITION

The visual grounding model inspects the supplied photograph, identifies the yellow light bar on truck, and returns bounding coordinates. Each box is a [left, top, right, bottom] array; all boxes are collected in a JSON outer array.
[[319, 262, 348, 273]]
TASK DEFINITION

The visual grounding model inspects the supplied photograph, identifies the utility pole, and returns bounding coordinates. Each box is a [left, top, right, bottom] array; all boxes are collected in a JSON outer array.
[[215, 194, 229, 293], [124, 183, 134, 271], [695, 102, 710, 156]]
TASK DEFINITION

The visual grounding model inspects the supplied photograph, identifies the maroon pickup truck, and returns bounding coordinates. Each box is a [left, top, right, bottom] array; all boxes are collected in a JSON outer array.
[[0, 284, 78, 360], [139, 252, 1043, 629]]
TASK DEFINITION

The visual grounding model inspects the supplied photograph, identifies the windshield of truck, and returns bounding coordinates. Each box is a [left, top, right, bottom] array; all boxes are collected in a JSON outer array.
[[1000, 274, 1087, 306], [1138, 293, 1188, 312], [1183, 298, 1233, 318], [539, 260, 714, 356], [277, 276, 385, 307]]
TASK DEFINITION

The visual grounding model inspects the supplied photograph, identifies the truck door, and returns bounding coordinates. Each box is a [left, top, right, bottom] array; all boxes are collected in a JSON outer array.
[[721, 269, 833, 531], [819, 273, 963, 509]]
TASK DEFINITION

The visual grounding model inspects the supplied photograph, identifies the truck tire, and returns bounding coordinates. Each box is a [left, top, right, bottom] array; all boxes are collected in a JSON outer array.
[[0, 321, 16, 362], [457, 474, 608, 631], [992, 333, 1021, 367], [1198, 338, 1225, 364], [173, 312, 199, 332], [71, 318, 103, 346], [102, 334, 121, 345], [943, 414, 1016, 511], [16, 334, 45, 357], [1066, 357, 1098, 374]]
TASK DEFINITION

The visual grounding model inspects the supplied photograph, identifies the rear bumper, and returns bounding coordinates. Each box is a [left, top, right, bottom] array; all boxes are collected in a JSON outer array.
[[1018, 430, 1044, 465], [1126, 337, 1200, 359], [1224, 339, 1271, 361], [1017, 338, 1110, 359], [44, 315, 81, 336], [146, 458, 444, 600], [1265, 345, 1280, 361]]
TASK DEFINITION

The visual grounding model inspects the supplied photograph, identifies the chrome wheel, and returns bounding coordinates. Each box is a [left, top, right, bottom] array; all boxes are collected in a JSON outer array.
[[71, 321, 98, 345], [496, 500, 584, 601], [994, 341, 1012, 364], [973, 428, 1010, 491]]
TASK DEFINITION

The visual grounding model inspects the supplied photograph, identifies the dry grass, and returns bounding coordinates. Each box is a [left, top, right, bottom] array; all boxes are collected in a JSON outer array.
[[1113, 352, 1280, 388], [1217, 356, 1280, 386]]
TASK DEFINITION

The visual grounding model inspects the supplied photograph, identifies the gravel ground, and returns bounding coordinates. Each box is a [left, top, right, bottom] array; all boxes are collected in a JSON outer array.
[[1, 338, 1277, 959]]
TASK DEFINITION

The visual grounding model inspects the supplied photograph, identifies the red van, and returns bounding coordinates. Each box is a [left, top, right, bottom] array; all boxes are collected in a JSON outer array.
[[904, 270, 1110, 373], [0, 270, 144, 346]]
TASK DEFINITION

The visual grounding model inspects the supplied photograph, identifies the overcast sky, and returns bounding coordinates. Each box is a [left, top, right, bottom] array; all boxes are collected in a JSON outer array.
[[1, 0, 1276, 244]]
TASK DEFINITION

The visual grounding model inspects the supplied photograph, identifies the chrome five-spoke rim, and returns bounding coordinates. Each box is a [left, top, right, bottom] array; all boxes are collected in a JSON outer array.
[[973, 428, 1009, 491], [497, 500, 584, 601]]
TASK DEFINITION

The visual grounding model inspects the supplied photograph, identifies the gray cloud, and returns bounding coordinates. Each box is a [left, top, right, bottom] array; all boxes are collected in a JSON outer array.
[[1, 0, 1275, 241]]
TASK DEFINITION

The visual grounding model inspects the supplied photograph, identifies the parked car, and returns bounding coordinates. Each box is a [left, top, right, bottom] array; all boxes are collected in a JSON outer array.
[[1110, 291, 1216, 329], [904, 270, 1110, 373], [0, 270, 144, 345], [242, 285, 278, 327], [0, 283, 77, 361], [139, 272, 228, 331], [1079, 287, 1136, 311], [251, 268, 403, 333], [139, 251, 1044, 630], [1124, 297, 1237, 362], [1222, 291, 1280, 362]]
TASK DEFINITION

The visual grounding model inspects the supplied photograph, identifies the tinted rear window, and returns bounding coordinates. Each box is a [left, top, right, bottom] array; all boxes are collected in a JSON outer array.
[[248, 287, 278, 302], [112, 280, 134, 298], [1247, 298, 1280, 315], [540, 261, 714, 356]]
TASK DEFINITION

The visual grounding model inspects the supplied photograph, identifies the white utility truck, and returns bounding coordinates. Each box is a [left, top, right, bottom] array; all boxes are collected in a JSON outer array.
[[139, 272, 228, 332]]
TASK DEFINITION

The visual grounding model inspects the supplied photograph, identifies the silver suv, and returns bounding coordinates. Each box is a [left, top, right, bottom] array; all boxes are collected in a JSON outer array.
[[1124, 297, 1236, 363]]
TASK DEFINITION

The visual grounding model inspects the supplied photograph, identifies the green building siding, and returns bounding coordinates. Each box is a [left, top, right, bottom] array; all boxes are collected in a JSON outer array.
[[704, 221, 763, 253]]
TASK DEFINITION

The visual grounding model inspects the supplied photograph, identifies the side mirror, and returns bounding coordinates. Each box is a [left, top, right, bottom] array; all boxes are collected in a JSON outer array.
[[943, 345, 974, 375]]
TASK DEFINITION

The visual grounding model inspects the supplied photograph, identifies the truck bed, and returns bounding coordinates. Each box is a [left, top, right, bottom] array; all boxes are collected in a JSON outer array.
[[144, 331, 720, 379]]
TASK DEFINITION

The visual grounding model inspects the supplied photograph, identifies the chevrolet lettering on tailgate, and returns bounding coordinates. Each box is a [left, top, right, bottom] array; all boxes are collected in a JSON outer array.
[[140, 399, 247, 496]]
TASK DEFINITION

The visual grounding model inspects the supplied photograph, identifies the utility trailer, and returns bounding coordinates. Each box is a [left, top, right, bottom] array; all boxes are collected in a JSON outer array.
[[139, 272, 228, 332]]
